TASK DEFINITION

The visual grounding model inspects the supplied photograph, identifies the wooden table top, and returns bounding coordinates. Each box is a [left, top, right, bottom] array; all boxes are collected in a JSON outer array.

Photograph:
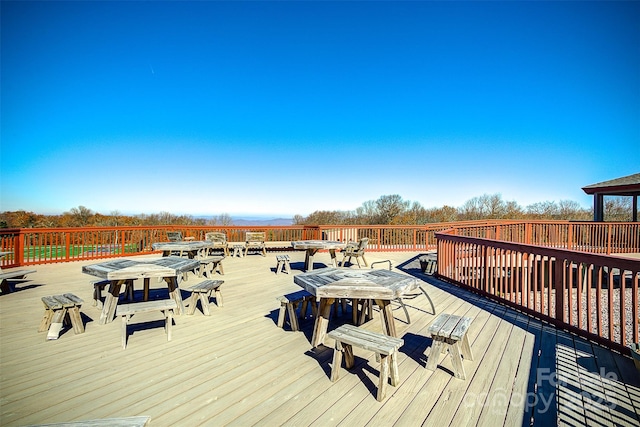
[[294, 267, 420, 300], [82, 256, 200, 280], [151, 241, 214, 251], [291, 240, 347, 250]]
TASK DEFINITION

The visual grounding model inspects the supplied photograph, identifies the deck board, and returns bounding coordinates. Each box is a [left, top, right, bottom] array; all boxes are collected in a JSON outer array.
[[1, 252, 639, 426]]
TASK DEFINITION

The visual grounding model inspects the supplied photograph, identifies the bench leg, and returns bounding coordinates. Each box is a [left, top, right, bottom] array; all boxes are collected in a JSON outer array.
[[449, 341, 467, 380], [213, 288, 223, 307], [187, 291, 198, 315], [165, 309, 173, 341], [122, 314, 130, 349], [47, 308, 67, 340], [378, 354, 390, 401], [276, 261, 282, 274], [277, 302, 287, 328], [425, 337, 445, 371], [331, 341, 344, 382], [39, 308, 54, 333], [199, 292, 211, 316], [284, 261, 291, 274], [389, 352, 400, 386], [68, 306, 85, 334], [343, 343, 354, 369], [460, 333, 474, 361], [287, 302, 299, 332]]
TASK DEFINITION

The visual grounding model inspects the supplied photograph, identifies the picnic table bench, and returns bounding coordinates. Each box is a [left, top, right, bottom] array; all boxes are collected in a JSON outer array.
[[38, 293, 85, 340], [425, 313, 474, 379]]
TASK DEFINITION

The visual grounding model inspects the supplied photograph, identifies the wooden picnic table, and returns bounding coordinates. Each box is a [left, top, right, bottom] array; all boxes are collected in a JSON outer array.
[[82, 256, 200, 324], [294, 267, 420, 347], [152, 241, 215, 259], [291, 240, 347, 271]]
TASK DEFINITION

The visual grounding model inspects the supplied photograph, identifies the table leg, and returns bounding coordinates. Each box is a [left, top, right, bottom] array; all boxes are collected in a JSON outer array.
[[305, 249, 319, 271], [329, 249, 338, 267], [311, 297, 335, 347], [352, 298, 359, 325], [143, 278, 150, 301], [164, 276, 186, 315], [375, 299, 397, 337], [99, 280, 125, 325]]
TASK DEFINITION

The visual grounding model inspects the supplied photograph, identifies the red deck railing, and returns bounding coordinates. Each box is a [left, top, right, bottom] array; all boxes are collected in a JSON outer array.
[[0, 221, 498, 267], [435, 222, 640, 354]]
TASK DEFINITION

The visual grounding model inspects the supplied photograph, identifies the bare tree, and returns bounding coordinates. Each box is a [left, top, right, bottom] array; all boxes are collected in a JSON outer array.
[[67, 206, 94, 226], [375, 195, 408, 224], [604, 196, 633, 221], [208, 214, 233, 226]]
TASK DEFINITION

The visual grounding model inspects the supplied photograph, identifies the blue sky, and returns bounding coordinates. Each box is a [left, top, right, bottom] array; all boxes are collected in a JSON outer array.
[[1, 1, 639, 217]]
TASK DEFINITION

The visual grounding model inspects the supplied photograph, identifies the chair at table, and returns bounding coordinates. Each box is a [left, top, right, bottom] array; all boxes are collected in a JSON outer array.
[[205, 232, 230, 256], [195, 247, 225, 277], [340, 237, 369, 268], [369, 260, 436, 325], [166, 231, 183, 242], [245, 232, 267, 256]]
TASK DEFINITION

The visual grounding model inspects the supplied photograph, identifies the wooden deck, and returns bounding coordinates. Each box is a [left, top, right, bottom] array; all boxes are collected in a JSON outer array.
[[1, 251, 639, 426]]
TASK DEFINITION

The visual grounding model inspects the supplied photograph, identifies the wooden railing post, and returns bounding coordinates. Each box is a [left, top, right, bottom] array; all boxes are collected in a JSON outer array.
[[554, 258, 564, 321], [16, 231, 25, 267], [65, 232, 71, 262], [567, 223, 573, 251]]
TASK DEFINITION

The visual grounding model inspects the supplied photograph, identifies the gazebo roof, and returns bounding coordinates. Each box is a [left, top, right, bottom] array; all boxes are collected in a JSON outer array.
[[582, 172, 640, 196]]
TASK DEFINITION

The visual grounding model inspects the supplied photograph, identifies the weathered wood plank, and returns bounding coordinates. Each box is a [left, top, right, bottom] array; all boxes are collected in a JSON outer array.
[[1, 252, 639, 427]]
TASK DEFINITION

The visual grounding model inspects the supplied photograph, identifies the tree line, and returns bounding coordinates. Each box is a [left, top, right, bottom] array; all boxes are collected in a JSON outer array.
[[0, 207, 233, 229], [0, 193, 634, 229], [294, 194, 634, 225]]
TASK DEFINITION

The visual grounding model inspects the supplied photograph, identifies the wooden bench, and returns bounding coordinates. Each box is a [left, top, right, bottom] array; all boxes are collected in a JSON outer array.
[[425, 313, 474, 379], [245, 232, 267, 257], [327, 324, 404, 401], [0, 269, 37, 293], [186, 279, 224, 315], [198, 255, 225, 277], [38, 293, 85, 340], [31, 415, 151, 426], [275, 254, 291, 274], [116, 299, 177, 349], [276, 290, 316, 331]]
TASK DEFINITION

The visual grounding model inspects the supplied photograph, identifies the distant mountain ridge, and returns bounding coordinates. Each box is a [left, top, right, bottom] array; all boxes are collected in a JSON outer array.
[[232, 218, 294, 226], [192, 216, 294, 226]]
